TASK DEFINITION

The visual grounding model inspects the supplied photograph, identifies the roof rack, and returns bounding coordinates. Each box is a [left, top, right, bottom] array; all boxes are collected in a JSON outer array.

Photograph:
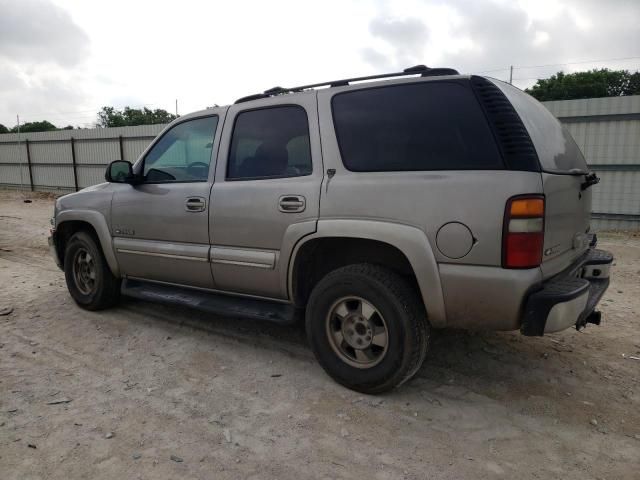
[[234, 65, 460, 104]]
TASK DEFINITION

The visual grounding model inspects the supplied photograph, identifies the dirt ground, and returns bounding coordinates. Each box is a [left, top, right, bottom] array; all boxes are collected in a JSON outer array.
[[0, 190, 639, 480]]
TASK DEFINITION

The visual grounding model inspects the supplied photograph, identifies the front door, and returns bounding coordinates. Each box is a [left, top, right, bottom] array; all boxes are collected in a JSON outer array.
[[210, 93, 323, 299], [111, 113, 223, 288]]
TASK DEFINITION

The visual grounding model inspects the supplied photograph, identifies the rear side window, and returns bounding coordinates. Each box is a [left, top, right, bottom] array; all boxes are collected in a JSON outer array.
[[227, 106, 312, 180], [493, 80, 588, 173], [332, 82, 503, 172]]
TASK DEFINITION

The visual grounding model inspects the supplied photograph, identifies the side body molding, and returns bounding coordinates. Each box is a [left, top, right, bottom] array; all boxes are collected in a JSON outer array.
[[56, 209, 120, 277], [288, 219, 447, 327]]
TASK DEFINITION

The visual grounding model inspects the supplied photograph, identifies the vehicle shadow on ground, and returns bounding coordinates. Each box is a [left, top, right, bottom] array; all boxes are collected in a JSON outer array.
[[119, 296, 560, 397]]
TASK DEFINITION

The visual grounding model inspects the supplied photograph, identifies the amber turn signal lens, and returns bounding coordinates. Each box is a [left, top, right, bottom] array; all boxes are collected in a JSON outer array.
[[509, 198, 544, 218]]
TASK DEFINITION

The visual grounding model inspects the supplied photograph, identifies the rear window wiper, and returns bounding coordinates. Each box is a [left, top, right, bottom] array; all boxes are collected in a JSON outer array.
[[581, 172, 600, 191]]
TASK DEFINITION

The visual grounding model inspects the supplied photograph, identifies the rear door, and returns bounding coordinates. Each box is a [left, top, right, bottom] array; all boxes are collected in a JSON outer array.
[[494, 80, 592, 278], [209, 92, 323, 299]]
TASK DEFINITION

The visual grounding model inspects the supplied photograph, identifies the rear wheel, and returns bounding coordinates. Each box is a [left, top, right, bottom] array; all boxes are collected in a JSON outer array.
[[64, 231, 120, 310], [306, 263, 429, 393]]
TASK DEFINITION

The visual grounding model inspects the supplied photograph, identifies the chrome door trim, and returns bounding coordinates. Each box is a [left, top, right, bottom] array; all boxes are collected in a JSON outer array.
[[210, 259, 273, 269], [116, 249, 208, 262], [210, 246, 277, 269]]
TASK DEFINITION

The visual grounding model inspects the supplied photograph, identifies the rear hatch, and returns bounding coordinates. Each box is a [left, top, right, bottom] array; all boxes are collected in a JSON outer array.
[[491, 80, 592, 278]]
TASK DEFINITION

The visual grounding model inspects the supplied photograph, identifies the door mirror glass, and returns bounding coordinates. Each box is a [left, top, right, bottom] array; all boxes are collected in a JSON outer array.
[[105, 160, 134, 183]]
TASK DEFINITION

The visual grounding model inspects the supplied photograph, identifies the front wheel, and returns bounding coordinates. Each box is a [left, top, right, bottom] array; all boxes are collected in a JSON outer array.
[[64, 231, 120, 310], [306, 264, 429, 394]]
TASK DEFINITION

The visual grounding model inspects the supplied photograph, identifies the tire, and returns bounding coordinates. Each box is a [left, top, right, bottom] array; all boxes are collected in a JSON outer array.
[[306, 263, 429, 394], [63, 231, 121, 311]]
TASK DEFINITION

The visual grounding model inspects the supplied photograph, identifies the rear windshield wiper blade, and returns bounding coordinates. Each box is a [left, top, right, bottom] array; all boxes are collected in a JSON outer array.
[[581, 172, 600, 191]]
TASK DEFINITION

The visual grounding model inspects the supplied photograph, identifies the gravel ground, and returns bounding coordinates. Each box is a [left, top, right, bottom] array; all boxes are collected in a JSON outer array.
[[1, 190, 639, 480]]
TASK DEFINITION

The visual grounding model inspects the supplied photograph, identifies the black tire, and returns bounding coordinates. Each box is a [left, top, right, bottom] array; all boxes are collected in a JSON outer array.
[[63, 231, 121, 311], [306, 263, 429, 394]]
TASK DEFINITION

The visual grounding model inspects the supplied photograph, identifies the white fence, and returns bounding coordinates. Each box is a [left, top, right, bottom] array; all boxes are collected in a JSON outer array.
[[0, 124, 164, 192], [543, 95, 640, 231], [1, 95, 639, 230]]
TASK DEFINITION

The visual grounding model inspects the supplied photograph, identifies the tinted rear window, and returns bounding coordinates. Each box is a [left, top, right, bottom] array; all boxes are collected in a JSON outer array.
[[492, 80, 588, 173], [331, 82, 503, 172], [227, 106, 312, 180]]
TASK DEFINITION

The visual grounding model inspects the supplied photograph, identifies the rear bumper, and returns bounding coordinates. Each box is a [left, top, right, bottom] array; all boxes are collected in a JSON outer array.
[[521, 248, 613, 336]]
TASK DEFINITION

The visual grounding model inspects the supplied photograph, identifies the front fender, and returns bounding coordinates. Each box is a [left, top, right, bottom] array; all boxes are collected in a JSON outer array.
[[56, 210, 120, 277], [288, 219, 446, 327]]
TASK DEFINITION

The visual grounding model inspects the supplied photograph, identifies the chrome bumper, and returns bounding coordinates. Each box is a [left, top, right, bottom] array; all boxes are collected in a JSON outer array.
[[521, 248, 613, 336]]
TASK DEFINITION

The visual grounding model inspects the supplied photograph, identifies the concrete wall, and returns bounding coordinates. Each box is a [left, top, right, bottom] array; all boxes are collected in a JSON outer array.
[[1, 94, 639, 230]]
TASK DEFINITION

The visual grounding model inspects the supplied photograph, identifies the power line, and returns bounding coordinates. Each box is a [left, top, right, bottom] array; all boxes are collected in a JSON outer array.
[[8, 55, 640, 123], [467, 55, 640, 76], [513, 55, 640, 70]]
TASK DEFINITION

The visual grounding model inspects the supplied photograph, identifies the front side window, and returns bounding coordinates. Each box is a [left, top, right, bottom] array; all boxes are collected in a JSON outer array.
[[332, 82, 503, 172], [227, 106, 312, 180], [143, 116, 218, 183]]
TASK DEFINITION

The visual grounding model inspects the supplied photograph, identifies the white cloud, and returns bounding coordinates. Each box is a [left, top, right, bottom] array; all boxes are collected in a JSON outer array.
[[0, 0, 638, 128]]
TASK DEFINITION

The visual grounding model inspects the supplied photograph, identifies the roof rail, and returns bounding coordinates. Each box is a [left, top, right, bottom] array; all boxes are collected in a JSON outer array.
[[234, 65, 460, 104]]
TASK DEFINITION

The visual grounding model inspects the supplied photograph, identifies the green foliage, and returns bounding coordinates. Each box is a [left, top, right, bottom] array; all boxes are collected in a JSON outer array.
[[0, 124, 8, 134], [97, 106, 178, 127], [10, 120, 58, 133], [526, 69, 640, 101]]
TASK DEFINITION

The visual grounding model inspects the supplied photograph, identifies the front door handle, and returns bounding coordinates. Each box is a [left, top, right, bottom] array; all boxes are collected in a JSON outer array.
[[185, 197, 206, 212], [278, 195, 306, 213]]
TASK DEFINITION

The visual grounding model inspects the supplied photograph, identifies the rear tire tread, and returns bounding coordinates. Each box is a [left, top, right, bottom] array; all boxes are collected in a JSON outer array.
[[306, 263, 429, 394]]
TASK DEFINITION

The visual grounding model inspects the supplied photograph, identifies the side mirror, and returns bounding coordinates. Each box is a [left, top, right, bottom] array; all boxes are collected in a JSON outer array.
[[105, 160, 134, 183]]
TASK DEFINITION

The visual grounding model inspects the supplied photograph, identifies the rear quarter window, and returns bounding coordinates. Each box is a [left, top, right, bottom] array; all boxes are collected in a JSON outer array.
[[331, 81, 503, 172], [491, 80, 588, 173]]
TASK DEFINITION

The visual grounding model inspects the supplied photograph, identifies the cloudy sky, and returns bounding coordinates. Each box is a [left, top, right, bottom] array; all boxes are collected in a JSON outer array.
[[0, 0, 638, 128]]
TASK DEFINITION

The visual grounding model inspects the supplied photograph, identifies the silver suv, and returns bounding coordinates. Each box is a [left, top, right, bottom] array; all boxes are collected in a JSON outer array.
[[49, 66, 613, 393]]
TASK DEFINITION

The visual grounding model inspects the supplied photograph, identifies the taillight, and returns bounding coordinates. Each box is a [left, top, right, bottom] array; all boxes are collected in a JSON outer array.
[[503, 195, 545, 268]]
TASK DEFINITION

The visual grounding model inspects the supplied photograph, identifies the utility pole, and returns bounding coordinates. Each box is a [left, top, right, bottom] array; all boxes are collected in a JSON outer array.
[[509, 65, 514, 84], [16, 114, 26, 192], [175, 99, 178, 116]]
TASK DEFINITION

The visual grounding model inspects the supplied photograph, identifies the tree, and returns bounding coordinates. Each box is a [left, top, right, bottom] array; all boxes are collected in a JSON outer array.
[[10, 120, 58, 133], [0, 124, 8, 134], [526, 69, 640, 101], [97, 106, 178, 127]]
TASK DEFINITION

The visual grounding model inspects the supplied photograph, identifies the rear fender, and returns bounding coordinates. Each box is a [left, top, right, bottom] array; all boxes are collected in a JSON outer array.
[[287, 219, 446, 327]]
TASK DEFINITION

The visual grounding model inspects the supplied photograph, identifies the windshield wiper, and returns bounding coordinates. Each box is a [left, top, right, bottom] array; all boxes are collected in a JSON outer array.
[[581, 172, 600, 191]]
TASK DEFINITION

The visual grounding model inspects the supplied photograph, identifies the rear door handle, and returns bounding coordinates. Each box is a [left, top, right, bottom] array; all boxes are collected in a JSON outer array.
[[185, 197, 206, 212], [278, 195, 306, 213]]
